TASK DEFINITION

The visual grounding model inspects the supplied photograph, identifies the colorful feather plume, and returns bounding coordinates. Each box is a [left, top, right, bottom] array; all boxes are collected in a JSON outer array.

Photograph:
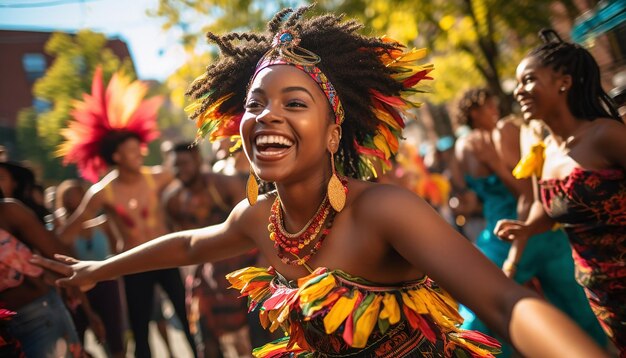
[[57, 67, 163, 182], [355, 38, 433, 178]]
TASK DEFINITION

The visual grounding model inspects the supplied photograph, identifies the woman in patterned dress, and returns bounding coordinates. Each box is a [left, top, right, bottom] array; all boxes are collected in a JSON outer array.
[[495, 29, 625, 356]]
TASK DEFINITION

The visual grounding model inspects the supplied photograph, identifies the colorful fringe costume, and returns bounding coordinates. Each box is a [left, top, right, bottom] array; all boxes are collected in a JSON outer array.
[[227, 266, 501, 357]]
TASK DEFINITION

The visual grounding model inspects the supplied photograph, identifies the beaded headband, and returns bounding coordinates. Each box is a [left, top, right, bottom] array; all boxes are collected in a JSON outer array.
[[251, 30, 345, 125]]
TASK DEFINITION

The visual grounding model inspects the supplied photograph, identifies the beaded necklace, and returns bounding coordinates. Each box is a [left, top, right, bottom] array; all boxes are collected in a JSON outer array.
[[268, 178, 347, 267]]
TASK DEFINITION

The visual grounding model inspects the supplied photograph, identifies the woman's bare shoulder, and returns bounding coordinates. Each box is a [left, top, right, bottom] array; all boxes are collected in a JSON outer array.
[[590, 118, 626, 167], [228, 192, 275, 224], [350, 180, 424, 220], [0, 199, 30, 215], [0, 199, 40, 231], [591, 117, 625, 133], [586, 118, 626, 147]]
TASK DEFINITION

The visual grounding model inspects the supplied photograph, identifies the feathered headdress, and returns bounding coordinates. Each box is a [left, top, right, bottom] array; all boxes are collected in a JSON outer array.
[[57, 67, 163, 182], [356, 38, 433, 177], [185, 7, 433, 179]]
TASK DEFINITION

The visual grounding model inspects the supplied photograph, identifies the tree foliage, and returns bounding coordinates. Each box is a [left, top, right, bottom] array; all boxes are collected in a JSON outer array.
[[328, 0, 574, 110], [151, 0, 575, 112], [16, 30, 134, 182]]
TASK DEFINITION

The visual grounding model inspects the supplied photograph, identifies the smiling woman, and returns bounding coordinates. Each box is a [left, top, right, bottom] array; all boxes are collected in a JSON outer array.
[[496, 29, 626, 356], [32, 6, 610, 358]]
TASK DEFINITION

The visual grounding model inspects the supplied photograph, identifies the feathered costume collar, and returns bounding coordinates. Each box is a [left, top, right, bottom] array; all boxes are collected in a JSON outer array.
[[227, 266, 501, 357]]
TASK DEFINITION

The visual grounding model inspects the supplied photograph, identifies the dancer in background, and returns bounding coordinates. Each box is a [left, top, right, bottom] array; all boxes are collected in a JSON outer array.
[[55, 179, 126, 358], [1, 182, 83, 357], [496, 29, 625, 355], [453, 88, 606, 356], [55, 68, 197, 358], [163, 142, 254, 357]]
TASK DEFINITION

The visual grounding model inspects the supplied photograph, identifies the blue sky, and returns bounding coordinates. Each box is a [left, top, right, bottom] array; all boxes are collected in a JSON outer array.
[[0, 0, 188, 81]]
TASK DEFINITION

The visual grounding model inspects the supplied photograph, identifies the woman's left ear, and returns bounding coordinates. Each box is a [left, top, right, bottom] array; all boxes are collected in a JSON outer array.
[[327, 124, 342, 153]]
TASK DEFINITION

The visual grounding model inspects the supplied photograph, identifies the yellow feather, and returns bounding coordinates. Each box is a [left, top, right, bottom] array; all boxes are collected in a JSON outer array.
[[185, 92, 234, 121], [184, 99, 204, 115], [389, 48, 428, 65], [323, 290, 359, 334], [268, 309, 282, 332], [371, 108, 402, 130], [450, 336, 493, 357], [379, 293, 401, 325], [298, 275, 336, 305], [352, 295, 383, 348], [226, 267, 269, 289], [259, 309, 270, 329], [362, 157, 378, 178], [105, 73, 149, 128], [373, 133, 391, 159], [251, 339, 291, 358], [413, 290, 456, 329], [401, 291, 420, 313], [276, 304, 292, 325]]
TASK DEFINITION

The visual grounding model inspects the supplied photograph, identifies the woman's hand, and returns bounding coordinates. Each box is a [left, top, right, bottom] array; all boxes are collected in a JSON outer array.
[[494, 219, 531, 242], [30, 254, 99, 292]]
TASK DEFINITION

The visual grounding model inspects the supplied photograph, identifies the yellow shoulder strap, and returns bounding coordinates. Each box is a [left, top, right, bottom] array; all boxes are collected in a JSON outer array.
[[142, 168, 156, 190], [513, 120, 546, 179], [102, 183, 114, 202]]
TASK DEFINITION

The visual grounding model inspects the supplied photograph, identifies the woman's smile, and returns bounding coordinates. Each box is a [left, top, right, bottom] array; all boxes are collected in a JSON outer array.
[[253, 131, 296, 161]]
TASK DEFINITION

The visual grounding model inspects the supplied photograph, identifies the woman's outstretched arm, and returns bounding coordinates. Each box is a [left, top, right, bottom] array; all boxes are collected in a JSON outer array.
[[33, 199, 256, 291], [364, 185, 606, 358]]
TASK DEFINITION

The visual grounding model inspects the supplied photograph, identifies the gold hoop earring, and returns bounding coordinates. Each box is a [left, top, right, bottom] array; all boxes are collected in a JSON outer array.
[[327, 152, 346, 212], [246, 168, 259, 205]]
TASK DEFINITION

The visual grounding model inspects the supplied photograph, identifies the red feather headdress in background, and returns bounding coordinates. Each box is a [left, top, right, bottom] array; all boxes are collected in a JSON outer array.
[[57, 67, 163, 182]]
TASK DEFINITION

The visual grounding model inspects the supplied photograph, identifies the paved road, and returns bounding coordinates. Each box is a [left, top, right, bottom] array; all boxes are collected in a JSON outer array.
[[84, 322, 194, 358]]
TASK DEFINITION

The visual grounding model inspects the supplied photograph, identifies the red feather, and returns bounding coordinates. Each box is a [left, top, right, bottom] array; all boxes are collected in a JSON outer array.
[[370, 89, 405, 107], [457, 330, 502, 348], [57, 66, 162, 182], [262, 287, 297, 311], [402, 69, 433, 87]]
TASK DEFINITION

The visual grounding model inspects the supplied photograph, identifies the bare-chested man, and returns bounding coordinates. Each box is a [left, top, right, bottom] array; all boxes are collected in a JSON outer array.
[[59, 132, 197, 358], [163, 142, 259, 358]]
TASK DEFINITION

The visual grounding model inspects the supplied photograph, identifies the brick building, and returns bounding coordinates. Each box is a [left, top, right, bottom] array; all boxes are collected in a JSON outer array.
[[0, 30, 133, 158]]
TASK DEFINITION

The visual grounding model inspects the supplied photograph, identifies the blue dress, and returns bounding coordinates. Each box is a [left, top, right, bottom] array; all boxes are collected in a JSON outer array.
[[460, 174, 607, 356]]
